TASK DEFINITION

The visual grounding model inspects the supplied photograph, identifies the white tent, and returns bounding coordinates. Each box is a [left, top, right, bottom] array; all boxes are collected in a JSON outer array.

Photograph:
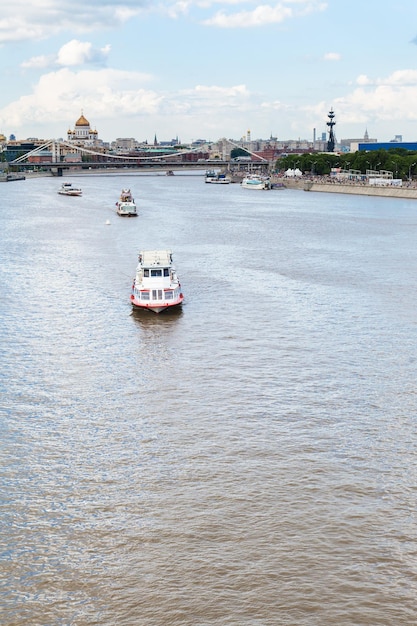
[[285, 168, 303, 177]]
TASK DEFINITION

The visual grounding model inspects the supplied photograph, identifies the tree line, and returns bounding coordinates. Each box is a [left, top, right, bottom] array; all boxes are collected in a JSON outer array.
[[276, 148, 417, 180]]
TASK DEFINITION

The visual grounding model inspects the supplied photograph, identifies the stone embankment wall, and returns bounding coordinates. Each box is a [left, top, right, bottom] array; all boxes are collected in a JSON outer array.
[[277, 177, 417, 200]]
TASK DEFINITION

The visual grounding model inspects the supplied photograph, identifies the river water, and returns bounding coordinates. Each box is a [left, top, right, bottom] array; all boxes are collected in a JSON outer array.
[[1, 172, 417, 625]]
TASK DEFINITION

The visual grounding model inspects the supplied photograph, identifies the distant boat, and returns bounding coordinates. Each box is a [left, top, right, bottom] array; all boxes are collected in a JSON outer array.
[[205, 170, 231, 184], [116, 188, 137, 216], [131, 250, 184, 314], [166, 170, 174, 176], [58, 182, 82, 196], [241, 174, 271, 190], [5, 173, 26, 182]]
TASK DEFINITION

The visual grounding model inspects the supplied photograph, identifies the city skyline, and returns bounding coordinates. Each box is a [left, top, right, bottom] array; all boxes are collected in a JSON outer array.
[[1, 1, 417, 144]]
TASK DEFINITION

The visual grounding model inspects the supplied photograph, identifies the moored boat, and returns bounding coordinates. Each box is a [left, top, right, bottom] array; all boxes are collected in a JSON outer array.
[[205, 170, 231, 184], [131, 250, 184, 313], [116, 188, 137, 216], [58, 182, 82, 196], [0, 174, 26, 182], [241, 174, 271, 190]]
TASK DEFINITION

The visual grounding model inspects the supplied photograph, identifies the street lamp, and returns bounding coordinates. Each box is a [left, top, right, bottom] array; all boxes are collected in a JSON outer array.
[[311, 160, 317, 175], [409, 163, 416, 181]]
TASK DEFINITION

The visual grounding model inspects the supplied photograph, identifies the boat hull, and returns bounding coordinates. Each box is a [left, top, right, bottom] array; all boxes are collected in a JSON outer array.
[[131, 250, 183, 314], [241, 181, 270, 190], [205, 170, 231, 184], [116, 189, 136, 215], [58, 182, 82, 196], [130, 294, 183, 314], [117, 210, 137, 216], [116, 202, 137, 216]]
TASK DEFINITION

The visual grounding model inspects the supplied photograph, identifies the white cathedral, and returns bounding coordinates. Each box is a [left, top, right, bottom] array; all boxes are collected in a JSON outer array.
[[67, 112, 101, 146]]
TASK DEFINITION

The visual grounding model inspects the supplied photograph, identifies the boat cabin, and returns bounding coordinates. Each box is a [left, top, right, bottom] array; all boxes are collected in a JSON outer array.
[[132, 250, 183, 313]]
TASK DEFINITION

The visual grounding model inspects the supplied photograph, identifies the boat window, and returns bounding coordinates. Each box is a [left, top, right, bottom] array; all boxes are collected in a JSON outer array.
[[151, 269, 162, 277], [144, 269, 149, 277], [141, 292, 149, 300], [165, 291, 173, 300], [152, 290, 163, 300], [163, 268, 169, 277]]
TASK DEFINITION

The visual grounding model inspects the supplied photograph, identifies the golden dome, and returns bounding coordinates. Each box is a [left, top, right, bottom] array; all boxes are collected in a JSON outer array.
[[75, 113, 90, 127]]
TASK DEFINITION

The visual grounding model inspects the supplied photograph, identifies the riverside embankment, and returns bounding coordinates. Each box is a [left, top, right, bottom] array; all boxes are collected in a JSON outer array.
[[278, 176, 417, 199]]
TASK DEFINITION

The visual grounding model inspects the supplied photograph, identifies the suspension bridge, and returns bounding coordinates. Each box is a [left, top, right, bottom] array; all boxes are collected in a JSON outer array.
[[6, 138, 272, 177]]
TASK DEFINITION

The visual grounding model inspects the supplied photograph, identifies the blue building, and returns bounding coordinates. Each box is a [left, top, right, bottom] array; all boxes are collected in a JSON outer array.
[[358, 142, 417, 152]]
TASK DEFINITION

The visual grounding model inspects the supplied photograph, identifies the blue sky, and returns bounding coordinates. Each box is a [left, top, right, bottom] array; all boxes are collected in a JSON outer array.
[[1, 0, 417, 144]]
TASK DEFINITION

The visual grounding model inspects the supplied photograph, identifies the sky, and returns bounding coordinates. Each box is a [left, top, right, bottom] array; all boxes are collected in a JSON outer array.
[[1, 0, 417, 144]]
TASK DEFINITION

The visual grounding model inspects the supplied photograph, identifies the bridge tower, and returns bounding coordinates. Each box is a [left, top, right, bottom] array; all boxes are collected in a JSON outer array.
[[326, 108, 336, 152], [51, 140, 61, 163]]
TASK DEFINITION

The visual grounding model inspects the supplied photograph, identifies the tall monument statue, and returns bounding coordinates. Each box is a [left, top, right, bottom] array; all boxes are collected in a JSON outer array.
[[326, 108, 336, 152]]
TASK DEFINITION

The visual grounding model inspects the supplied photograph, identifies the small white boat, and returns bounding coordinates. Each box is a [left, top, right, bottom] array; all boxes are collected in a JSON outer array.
[[205, 170, 231, 184], [116, 188, 137, 216], [58, 182, 82, 196], [241, 174, 271, 190], [131, 250, 184, 314]]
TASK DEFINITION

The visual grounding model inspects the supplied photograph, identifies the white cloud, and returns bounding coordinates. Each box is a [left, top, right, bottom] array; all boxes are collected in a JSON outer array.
[[356, 74, 371, 86], [0, 68, 159, 131], [340, 84, 417, 121], [323, 52, 340, 61], [193, 84, 249, 97], [161, 83, 252, 118], [202, 4, 293, 27], [0, 66, 258, 140], [260, 99, 291, 112], [0, 1, 147, 43], [8, 43, 417, 144], [262, 63, 417, 139], [0, 0, 327, 41], [301, 70, 417, 130], [21, 40, 111, 70], [57, 40, 111, 66], [21, 55, 56, 70], [356, 69, 417, 87], [200, 1, 326, 27]]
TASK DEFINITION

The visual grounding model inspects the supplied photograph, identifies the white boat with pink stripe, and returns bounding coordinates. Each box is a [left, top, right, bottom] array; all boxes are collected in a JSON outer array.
[[131, 250, 184, 314]]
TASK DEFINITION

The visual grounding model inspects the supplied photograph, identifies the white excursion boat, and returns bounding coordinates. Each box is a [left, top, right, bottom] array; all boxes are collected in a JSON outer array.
[[116, 188, 137, 216], [131, 250, 184, 314], [205, 170, 231, 184], [58, 182, 82, 196], [241, 174, 271, 190]]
